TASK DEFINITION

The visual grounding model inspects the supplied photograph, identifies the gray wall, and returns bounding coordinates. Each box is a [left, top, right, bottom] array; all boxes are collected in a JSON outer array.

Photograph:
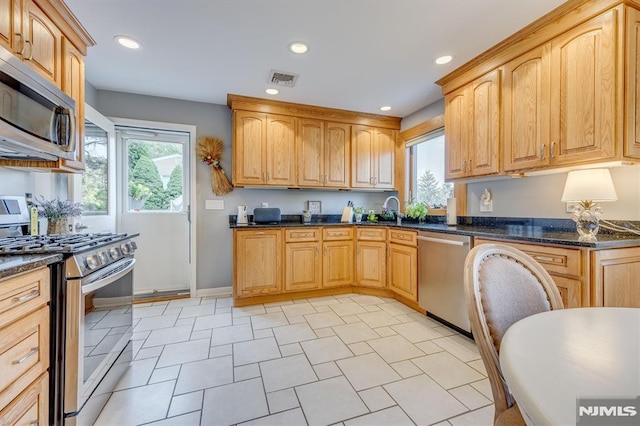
[[92, 90, 392, 290]]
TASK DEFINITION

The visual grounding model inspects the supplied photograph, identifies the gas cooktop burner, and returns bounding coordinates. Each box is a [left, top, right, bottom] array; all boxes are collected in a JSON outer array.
[[0, 232, 131, 254]]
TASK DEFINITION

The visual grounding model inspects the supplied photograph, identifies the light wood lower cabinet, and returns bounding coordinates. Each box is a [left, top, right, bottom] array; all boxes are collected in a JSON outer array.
[[0, 267, 50, 418], [0, 372, 48, 426], [322, 227, 354, 288], [285, 241, 321, 292], [591, 247, 640, 307], [474, 238, 585, 308], [355, 227, 387, 288], [234, 229, 282, 297], [387, 229, 418, 301]]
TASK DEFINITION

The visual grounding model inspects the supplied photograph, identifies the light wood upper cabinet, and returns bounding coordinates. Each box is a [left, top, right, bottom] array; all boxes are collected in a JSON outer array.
[[445, 69, 500, 180], [233, 111, 296, 186], [626, 7, 640, 158], [297, 120, 349, 188], [59, 37, 84, 170], [550, 8, 618, 165], [234, 229, 282, 297], [351, 125, 396, 189], [25, 0, 61, 86], [0, 0, 25, 54], [503, 44, 551, 172]]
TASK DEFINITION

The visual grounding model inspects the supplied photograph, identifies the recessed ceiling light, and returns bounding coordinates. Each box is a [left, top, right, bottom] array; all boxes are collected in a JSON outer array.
[[114, 35, 142, 50], [265, 88, 279, 95], [289, 42, 309, 54], [379, 106, 392, 112], [435, 55, 453, 65]]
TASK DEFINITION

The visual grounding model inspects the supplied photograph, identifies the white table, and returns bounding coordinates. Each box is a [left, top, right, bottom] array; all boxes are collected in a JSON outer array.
[[499, 308, 640, 426]]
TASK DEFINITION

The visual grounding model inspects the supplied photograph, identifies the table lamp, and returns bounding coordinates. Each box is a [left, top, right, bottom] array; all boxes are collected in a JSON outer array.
[[561, 168, 617, 241]]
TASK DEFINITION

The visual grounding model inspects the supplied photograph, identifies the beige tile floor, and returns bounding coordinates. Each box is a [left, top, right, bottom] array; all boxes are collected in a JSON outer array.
[[95, 294, 495, 426]]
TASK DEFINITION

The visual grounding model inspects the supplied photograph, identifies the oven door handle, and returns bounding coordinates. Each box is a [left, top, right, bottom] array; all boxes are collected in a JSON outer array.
[[81, 258, 135, 295]]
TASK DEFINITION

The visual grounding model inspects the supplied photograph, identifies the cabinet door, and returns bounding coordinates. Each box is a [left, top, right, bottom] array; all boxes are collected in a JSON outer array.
[[0, 372, 48, 426], [444, 87, 469, 179], [388, 243, 417, 301], [323, 240, 354, 288], [266, 114, 296, 186], [591, 247, 640, 308], [61, 37, 84, 170], [297, 118, 324, 187], [324, 122, 350, 188], [375, 128, 395, 188], [25, 0, 61, 86], [552, 275, 582, 309], [356, 241, 386, 288], [550, 8, 618, 165], [503, 44, 551, 171], [234, 111, 266, 185], [469, 69, 500, 176], [351, 125, 375, 188], [285, 241, 321, 292], [234, 230, 281, 297], [0, 0, 24, 53], [626, 7, 640, 158]]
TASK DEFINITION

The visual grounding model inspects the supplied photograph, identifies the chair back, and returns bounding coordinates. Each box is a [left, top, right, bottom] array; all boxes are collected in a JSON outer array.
[[464, 243, 564, 422]]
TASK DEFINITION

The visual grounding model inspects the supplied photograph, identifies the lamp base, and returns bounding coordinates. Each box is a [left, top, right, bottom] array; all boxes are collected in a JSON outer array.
[[574, 206, 601, 242]]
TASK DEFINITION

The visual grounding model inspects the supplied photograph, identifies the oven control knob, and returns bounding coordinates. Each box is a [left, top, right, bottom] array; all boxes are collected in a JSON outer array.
[[86, 255, 100, 270], [130, 241, 138, 250], [109, 247, 120, 259], [121, 243, 130, 255], [98, 251, 109, 264]]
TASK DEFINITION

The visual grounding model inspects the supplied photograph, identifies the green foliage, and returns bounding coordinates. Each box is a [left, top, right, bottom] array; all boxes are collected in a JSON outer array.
[[128, 182, 151, 200], [131, 156, 168, 210], [405, 201, 428, 219], [417, 170, 453, 208], [128, 141, 151, 174], [81, 142, 108, 213], [165, 164, 183, 201], [353, 206, 365, 214]]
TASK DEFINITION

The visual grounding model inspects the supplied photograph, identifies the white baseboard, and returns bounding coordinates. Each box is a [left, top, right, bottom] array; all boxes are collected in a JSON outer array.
[[196, 286, 233, 298]]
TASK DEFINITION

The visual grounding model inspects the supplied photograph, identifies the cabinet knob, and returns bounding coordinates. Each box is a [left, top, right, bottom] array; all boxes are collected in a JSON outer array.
[[541, 144, 546, 160], [550, 142, 556, 158]]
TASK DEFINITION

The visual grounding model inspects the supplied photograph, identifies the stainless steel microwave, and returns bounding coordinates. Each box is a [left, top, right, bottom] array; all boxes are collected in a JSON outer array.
[[0, 45, 76, 161]]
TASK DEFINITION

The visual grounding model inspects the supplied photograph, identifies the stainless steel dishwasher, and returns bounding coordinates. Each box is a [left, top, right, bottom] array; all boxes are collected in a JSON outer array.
[[417, 230, 472, 337]]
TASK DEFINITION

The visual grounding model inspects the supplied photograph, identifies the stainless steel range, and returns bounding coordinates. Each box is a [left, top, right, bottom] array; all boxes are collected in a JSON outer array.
[[0, 196, 138, 425]]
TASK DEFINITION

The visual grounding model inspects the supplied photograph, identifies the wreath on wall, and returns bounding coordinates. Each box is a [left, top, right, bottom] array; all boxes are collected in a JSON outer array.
[[197, 136, 233, 195]]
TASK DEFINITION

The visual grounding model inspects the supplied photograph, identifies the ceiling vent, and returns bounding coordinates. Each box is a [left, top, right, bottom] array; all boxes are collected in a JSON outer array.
[[269, 69, 298, 87]]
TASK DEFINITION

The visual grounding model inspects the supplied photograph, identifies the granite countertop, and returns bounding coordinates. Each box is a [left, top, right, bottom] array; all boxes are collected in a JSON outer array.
[[229, 215, 640, 249], [0, 254, 63, 279]]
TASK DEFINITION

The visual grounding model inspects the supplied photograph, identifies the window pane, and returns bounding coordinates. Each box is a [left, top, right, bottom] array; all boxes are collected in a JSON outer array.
[[413, 133, 453, 208], [127, 138, 184, 212], [82, 121, 108, 215]]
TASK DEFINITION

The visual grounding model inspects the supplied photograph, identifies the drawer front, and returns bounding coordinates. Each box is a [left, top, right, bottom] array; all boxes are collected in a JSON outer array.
[[323, 227, 354, 241], [0, 372, 48, 425], [356, 227, 386, 241], [474, 238, 582, 277], [0, 306, 49, 409], [285, 228, 321, 242], [388, 229, 417, 246], [0, 268, 50, 329]]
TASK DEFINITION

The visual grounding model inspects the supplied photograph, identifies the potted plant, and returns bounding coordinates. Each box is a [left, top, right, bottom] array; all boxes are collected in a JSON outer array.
[[353, 206, 365, 223], [128, 182, 151, 210], [34, 196, 83, 235], [405, 201, 428, 222]]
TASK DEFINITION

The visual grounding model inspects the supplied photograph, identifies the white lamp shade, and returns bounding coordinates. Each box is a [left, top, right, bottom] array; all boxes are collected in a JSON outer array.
[[561, 169, 618, 202]]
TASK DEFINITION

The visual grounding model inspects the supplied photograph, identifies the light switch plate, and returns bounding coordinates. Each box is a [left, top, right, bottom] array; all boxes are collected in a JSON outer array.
[[205, 199, 224, 210]]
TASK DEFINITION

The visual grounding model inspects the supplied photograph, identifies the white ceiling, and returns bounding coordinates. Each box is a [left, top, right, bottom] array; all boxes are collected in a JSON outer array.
[[64, 0, 566, 118]]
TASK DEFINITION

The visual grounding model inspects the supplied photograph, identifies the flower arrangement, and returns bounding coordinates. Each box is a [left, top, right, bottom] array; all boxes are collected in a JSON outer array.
[[197, 136, 233, 196], [34, 196, 82, 220]]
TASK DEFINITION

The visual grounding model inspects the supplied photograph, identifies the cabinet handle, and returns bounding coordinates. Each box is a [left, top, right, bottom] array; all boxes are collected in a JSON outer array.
[[550, 142, 556, 158], [24, 40, 33, 60], [15, 33, 24, 55], [13, 289, 40, 303], [462, 160, 467, 172], [315, 247, 319, 255], [254, 231, 265, 235], [324, 246, 327, 254], [13, 347, 39, 365], [541, 144, 546, 160], [533, 255, 555, 262], [267, 172, 270, 181], [468, 159, 472, 171]]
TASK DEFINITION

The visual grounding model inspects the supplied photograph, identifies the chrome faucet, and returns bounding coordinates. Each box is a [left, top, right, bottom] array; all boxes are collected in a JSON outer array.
[[382, 196, 402, 225]]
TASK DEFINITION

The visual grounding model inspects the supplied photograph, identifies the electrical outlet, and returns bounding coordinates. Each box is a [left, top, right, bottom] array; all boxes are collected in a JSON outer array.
[[205, 200, 224, 210], [566, 202, 578, 213]]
